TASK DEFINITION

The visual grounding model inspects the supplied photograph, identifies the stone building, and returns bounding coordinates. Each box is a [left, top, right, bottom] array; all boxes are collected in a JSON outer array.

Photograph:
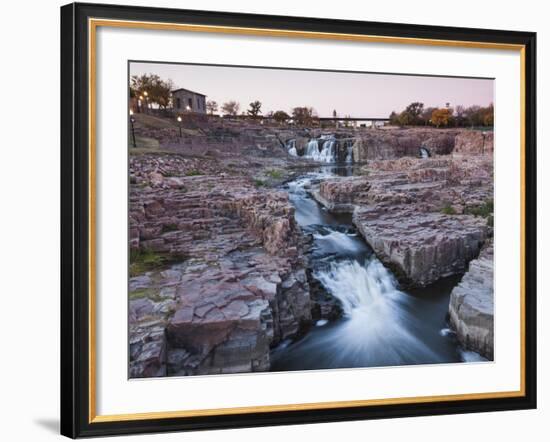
[[171, 88, 206, 114]]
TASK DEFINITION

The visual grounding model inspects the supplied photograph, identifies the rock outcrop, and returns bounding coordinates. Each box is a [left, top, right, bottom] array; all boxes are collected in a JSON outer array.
[[129, 155, 311, 377], [351, 128, 461, 162], [448, 240, 494, 359], [353, 206, 487, 287], [454, 131, 494, 155], [309, 155, 492, 288]]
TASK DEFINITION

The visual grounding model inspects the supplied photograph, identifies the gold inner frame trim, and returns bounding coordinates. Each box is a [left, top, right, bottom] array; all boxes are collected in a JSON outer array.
[[88, 17, 527, 424]]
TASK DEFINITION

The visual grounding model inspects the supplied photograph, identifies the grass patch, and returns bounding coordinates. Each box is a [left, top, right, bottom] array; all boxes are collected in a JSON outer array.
[[161, 223, 179, 233], [128, 287, 165, 303], [254, 179, 267, 188], [441, 204, 457, 215], [129, 249, 187, 277], [464, 199, 494, 218], [266, 169, 284, 179], [129, 287, 156, 300], [162, 171, 179, 177], [129, 135, 160, 150], [185, 169, 203, 176], [133, 113, 176, 129]]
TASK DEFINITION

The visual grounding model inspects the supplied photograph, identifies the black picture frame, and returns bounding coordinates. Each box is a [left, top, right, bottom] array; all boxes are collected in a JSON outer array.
[[61, 2, 537, 438]]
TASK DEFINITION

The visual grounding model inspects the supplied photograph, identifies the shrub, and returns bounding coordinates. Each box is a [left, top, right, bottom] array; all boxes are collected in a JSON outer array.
[[185, 169, 203, 176], [161, 223, 179, 233], [465, 199, 493, 218], [266, 169, 284, 179], [441, 204, 457, 215]]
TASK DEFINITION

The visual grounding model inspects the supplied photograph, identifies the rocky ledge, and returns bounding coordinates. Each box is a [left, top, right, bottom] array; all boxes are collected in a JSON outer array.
[[448, 240, 494, 359], [310, 154, 493, 288], [353, 206, 487, 287], [129, 154, 311, 377]]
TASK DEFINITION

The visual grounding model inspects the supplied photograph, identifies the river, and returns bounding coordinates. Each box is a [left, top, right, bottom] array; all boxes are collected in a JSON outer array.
[[270, 165, 481, 372]]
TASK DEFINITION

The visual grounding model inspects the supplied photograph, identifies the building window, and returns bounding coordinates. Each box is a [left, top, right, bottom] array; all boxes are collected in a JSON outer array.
[[176, 98, 181, 109], [188, 98, 192, 108]]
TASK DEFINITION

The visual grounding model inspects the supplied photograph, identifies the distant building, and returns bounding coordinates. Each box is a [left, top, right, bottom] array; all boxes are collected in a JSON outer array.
[[171, 88, 206, 114]]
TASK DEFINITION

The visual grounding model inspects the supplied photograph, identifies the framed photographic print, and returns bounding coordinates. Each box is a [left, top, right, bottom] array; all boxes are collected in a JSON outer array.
[[60, 2, 537, 438]]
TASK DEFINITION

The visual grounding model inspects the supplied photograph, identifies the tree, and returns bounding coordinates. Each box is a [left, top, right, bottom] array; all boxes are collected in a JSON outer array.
[[130, 74, 174, 110], [292, 106, 316, 126], [454, 105, 466, 127], [221, 100, 240, 116], [421, 107, 437, 125], [482, 103, 494, 126], [404, 102, 424, 125], [431, 108, 453, 127], [206, 100, 218, 115], [389, 111, 400, 126], [272, 110, 290, 124], [397, 111, 412, 126], [247, 100, 262, 119], [464, 105, 482, 126]]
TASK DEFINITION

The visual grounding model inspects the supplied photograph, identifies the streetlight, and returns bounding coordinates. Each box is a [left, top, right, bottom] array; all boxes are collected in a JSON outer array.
[[177, 115, 182, 137], [143, 91, 148, 113], [138, 95, 143, 113], [129, 109, 136, 148]]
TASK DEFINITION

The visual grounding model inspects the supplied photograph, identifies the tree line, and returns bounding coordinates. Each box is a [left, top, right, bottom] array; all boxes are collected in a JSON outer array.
[[206, 99, 318, 125], [389, 102, 494, 128]]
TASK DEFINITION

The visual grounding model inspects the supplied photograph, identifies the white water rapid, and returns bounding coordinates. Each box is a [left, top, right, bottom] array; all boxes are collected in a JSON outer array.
[[270, 166, 473, 371]]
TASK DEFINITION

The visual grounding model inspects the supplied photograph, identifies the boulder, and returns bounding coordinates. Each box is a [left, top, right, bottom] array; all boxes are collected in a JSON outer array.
[[449, 241, 494, 359], [353, 206, 488, 287]]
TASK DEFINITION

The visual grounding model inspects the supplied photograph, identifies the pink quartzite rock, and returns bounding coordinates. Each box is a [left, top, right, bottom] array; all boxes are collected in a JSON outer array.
[[449, 241, 494, 359]]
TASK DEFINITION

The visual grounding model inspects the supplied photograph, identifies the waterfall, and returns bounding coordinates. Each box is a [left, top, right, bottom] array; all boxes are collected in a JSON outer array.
[[287, 139, 298, 157], [345, 141, 353, 163], [305, 139, 320, 158], [315, 258, 399, 317], [420, 147, 430, 158], [305, 256, 441, 365], [304, 138, 336, 163]]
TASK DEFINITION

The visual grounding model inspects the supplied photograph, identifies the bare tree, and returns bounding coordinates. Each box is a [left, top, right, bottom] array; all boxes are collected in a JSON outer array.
[[221, 100, 240, 116], [206, 100, 218, 115], [247, 100, 262, 119]]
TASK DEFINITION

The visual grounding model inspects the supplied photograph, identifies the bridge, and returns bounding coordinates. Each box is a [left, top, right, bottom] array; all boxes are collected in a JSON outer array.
[[221, 114, 390, 127]]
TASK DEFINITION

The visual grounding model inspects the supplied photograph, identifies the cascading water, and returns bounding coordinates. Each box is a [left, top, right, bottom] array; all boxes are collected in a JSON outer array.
[[271, 166, 476, 372], [303, 138, 337, 163], [345, 140, 353, 163], [286, 139, 298, 157], [420, 147, 430, 158]]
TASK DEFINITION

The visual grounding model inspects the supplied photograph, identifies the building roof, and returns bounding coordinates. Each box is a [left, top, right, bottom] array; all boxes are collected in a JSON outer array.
[[171, 87, 206, 97]]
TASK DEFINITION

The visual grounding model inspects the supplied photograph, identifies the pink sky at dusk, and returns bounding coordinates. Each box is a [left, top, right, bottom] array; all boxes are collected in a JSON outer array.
[[130, 62, 494, 118]]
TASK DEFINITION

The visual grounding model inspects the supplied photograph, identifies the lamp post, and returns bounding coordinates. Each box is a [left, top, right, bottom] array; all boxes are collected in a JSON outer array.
[[143, 91, 148, 113], [129, 109, 136, 148], [177, 115, 182, 138]]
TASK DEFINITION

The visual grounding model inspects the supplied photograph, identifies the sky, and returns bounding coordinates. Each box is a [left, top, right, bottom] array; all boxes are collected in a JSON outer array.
[[130, 62, 494, 118]]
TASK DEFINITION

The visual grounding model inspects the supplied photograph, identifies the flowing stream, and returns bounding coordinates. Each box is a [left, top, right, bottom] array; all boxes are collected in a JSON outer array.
[[270, 165, 473, 371]]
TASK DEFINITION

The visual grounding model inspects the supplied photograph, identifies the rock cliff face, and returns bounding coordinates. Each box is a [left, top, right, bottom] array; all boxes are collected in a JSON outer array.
[[351, 128, 461, 162], [353, 206, 487, 287], [128, 155, 311, 377], [448, 241, 494, 359], [310, 155, 493, 288], [454, 131, 494, 155]]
